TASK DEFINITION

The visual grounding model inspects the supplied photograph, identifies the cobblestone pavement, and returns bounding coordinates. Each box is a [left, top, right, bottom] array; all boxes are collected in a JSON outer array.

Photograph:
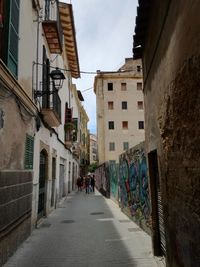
[[4, 190, 164, 267]]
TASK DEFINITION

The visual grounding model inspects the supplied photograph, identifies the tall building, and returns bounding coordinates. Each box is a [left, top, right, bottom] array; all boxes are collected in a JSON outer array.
[[89, 133, 98, 164], [79, 105, 89, 176], [94, 58, 144, 164], [70, 84, 90, 176]]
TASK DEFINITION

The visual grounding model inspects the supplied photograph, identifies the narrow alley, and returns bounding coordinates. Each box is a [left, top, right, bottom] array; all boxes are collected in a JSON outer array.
[[3, 190, 162, 267]]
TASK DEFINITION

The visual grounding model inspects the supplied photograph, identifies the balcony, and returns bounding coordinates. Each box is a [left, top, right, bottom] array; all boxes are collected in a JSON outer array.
[[41, 91, 61, 127], [42, 1, 63, 54], [72, 142, 80, 157]]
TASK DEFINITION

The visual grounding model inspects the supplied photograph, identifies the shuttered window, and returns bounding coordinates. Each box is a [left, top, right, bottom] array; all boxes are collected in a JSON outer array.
[[24, 134, 34, 169], [6, 0, 20, 77], [65, 103, 72, 123]]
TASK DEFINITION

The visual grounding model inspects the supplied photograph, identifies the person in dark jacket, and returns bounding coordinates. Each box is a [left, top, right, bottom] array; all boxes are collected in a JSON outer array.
[[85, 176, 90, 194], [90, 175, 95, 192]]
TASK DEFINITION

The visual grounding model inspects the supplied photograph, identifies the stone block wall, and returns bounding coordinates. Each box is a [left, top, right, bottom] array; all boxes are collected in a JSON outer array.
[[0, 171, 33, 266]]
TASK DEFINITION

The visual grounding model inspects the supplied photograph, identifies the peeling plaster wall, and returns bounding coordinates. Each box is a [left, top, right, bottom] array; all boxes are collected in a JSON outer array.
[[0, 83, 34, 266], [143, 1, 200, 266], [0, 91, 34, 170]]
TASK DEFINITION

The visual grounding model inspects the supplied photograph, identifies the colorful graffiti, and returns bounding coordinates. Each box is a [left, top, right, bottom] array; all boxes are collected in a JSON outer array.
[[109, 163, 119, 202], [94, 163, 110, 198], [119, 142, 151, 231]]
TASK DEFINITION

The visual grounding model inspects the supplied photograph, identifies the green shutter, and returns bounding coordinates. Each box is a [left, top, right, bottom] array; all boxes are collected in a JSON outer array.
[[5, 0, 20, 77], [24, 134, 34, 169]]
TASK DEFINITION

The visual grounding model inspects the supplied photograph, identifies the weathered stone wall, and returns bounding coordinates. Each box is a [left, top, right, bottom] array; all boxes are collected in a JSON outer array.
[[119, 142, 151, 234], [0, 171, 33, 266], [143, 0, 200, 266], [0, 82, 34, 265]]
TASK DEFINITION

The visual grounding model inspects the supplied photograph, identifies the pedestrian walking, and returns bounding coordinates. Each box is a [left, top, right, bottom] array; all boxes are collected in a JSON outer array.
[[76, 177, 82, 191], [90, 174, 95, 192], [85, 176, 90, 194]]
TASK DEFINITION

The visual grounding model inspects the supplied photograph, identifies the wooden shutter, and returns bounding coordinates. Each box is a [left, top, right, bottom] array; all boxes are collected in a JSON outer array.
[[65, 103, 72, 123], [42, 46, 50, 108], [5, 0, 20, 77], [24, 134, 34, 169]]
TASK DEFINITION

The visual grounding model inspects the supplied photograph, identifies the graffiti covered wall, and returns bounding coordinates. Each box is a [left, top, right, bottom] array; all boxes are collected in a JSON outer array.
[[119, 142, 151, 234], [94, 163, 110, 198], [109, 163, 119, 203]]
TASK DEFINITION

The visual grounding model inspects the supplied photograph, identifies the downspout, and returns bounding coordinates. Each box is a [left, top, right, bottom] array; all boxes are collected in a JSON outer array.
[[36, 8, 40, 96]]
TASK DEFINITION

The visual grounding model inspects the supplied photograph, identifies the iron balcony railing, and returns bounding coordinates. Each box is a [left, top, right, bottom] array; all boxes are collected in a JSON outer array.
[[42, 89, 61, 122]]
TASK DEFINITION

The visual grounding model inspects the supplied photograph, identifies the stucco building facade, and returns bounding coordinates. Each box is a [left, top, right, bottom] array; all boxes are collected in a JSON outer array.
[[94, 58, 145, 164], [89, 133, 98, 164], [0, 1, 86, 265], [133, 1, 200, 266]]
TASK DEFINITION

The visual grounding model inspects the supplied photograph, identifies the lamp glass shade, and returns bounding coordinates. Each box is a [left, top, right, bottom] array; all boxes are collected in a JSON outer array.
[[49, 68, 65, 90]]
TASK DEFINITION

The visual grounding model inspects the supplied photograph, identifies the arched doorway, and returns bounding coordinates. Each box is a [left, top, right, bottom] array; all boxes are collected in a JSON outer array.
[[38, 150, 48, 219]]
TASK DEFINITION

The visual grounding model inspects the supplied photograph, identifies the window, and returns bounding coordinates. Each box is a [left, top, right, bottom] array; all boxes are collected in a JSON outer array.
[[108, 83, 113, 91], [108, 121, 114, 129], [93, 155, 96, 161], [137, 101, 143, 109], [4, 0, 20, 77], [109, 142, 115, 151], [122, 101, 127, 110], [137, 65, 141, 72], [121, 83, 127, 91], [24, 134, 34, 169], [108, 101, 114, 110], [123, 142, 129, 151], [137, 82, 143, 90], [122, 121, 128, 129], [138, 121, 144, 129]]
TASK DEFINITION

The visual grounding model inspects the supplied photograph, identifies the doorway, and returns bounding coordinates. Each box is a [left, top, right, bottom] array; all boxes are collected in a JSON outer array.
[[148, 150, 166, 256], [59, 164, 65, 200], [51, 157, 56, 207], [38, 150, 47, 219]]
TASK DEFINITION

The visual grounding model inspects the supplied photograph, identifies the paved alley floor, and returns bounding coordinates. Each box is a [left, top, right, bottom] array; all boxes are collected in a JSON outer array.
[[3, 190, 163, 267]]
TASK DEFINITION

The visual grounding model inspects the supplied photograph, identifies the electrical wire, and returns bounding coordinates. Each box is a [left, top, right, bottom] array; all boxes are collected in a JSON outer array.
[[81, 86, 93, 92], [33, 61, 142, 75]]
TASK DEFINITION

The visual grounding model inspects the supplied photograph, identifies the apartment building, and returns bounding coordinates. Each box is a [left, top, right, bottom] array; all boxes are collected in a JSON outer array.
[[94, 58, 144, 164], [89, 133, 98, 164], [79, 105, 89, 176], [0, 1, 84, 264], [70, 84, 89, 178]]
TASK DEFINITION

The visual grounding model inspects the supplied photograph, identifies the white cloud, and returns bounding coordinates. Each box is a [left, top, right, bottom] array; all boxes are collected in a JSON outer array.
[[66, 0, 138, 133]]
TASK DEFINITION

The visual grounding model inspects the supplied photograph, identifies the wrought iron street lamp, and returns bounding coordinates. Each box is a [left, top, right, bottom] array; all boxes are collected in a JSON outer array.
[[49, 67, 65, 90], [34, 67, 65, 99]]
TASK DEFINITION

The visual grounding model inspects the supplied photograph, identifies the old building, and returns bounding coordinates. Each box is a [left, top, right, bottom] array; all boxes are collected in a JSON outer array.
[[79, 105, 89, 176], [94, 58, 145, 164], [89, 133, 98, 164], [70, 84, 89, 178], [0, 0, 84, 264], [133, 1, 200, 266]]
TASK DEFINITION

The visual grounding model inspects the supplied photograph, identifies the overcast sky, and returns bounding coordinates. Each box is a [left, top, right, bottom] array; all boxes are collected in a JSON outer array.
[[63, 0, 138, 134]]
